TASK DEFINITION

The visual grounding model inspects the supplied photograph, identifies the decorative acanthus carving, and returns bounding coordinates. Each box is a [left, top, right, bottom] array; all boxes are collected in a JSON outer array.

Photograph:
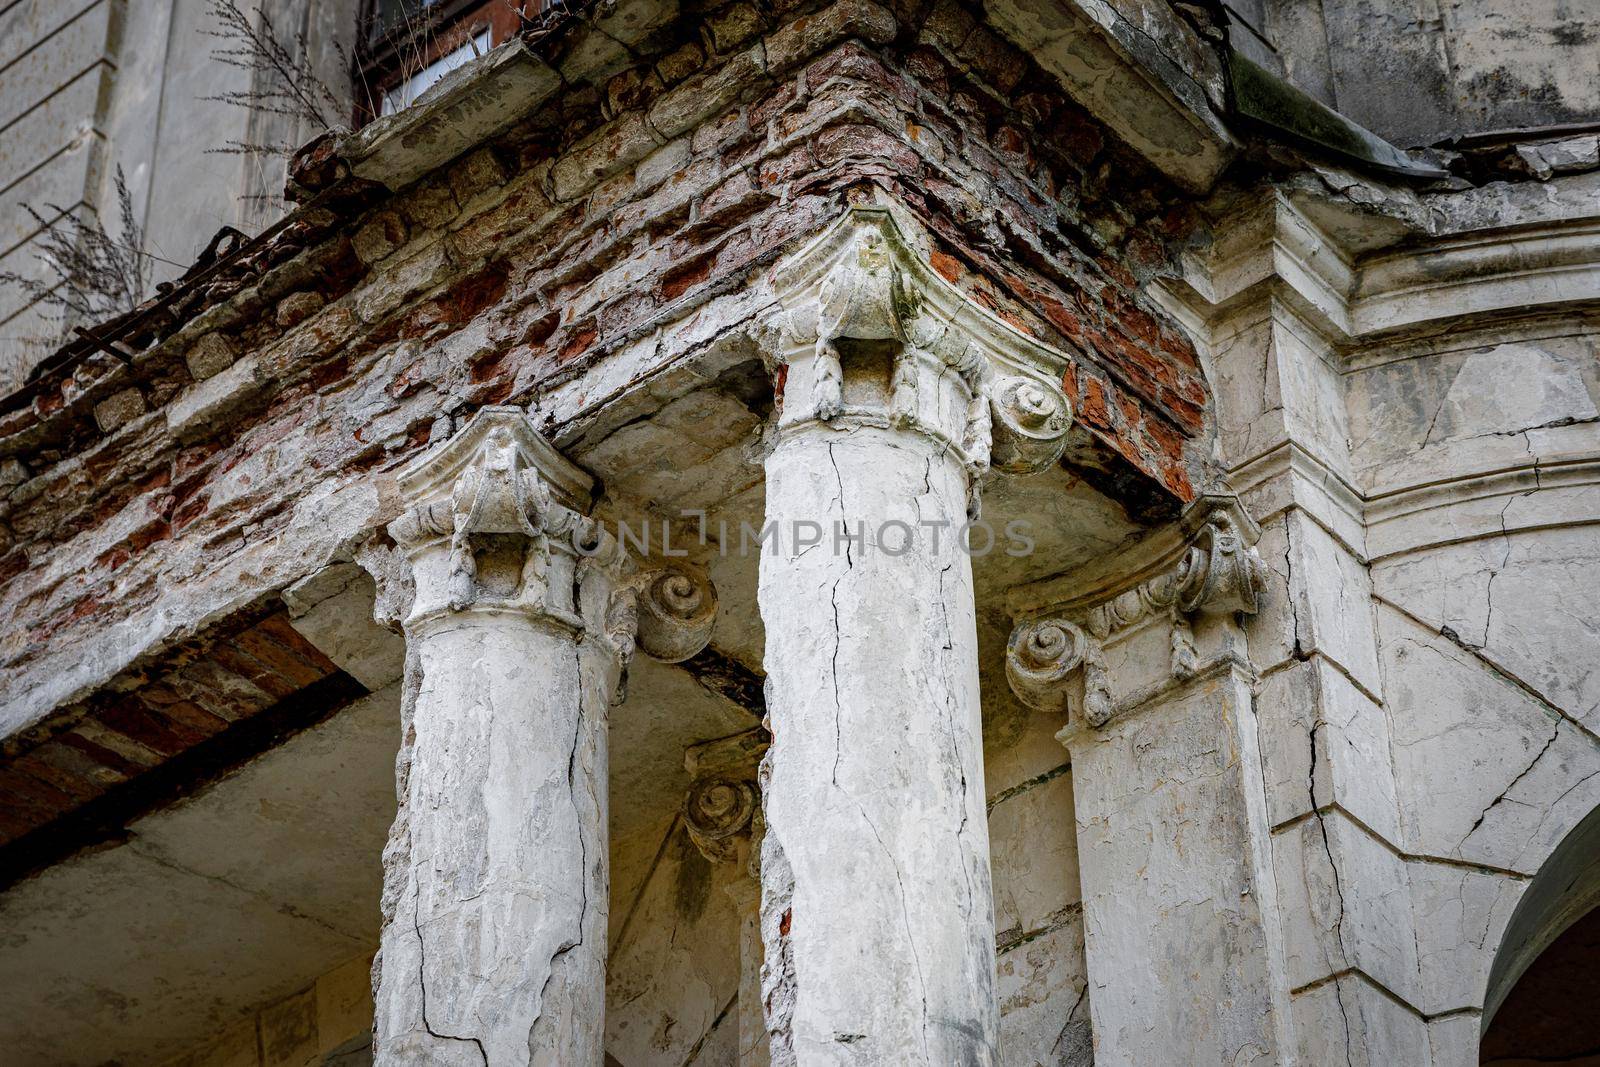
[[763, 208, 1076, 485], [384, 406, 717, 667], [683, 728, 768, 865], [1006, 509, 1267, 728]]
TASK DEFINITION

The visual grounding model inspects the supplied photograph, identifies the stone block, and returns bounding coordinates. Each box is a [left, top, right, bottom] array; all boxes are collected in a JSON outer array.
[[551, 110, 661, 202], [1427, 1011, 1479, 1066], [1256, 657, 1401, 841], [447, 147, 509, 204], [995, 919, 1091, 1067], [353, 242, 452, 324], [647, 45, 766, 141], [1408, 861, 1523, 1016], [1069, 672, 1285, 1064], [275, 291, 325, 329], [634, 136, 691, 191], [166, 356, 269, 441], [655, 40, 705, 85], [351, 212, 408, 265], [1271, 810, 1420, 1001], [764, 0, 898, 73], [989, 764, 1078, 942], [1378, 606, 1600, 872], [346, 42, 564, 193], [1513, 136, 1599, 180], [400, 179, 460, 230], [705, 2, 764, 53], [1253, 510, 1382, 694], [185, 333, 238, 381], [604, 67, 660, 117], [1291, 972, 1430, 1067], [93, 388, 145, 433], [1374, 525, 1600, 734]]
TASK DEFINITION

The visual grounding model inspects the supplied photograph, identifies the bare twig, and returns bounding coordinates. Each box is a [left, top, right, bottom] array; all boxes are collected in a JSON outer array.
[[201, 0, 344, 136], [0, 166, 152, 324]]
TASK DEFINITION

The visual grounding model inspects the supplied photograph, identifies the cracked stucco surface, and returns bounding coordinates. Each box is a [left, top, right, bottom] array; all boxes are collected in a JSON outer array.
[[758, 421, 998, 1065]]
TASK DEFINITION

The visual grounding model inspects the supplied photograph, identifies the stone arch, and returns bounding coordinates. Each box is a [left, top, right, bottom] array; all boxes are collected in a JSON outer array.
[[1481, 800, 1600, 1034]]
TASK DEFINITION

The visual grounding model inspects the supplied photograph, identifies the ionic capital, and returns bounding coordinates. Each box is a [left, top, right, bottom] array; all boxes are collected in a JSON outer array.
[[683, 728, 768, 866], [1006, 499, 1267, 729], [382, 406, 717, 666], [760, 208, 1074, 481]]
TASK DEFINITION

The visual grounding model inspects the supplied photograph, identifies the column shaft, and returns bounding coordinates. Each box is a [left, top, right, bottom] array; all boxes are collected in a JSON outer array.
[[377, 610, 610, 1065], [759, 422, 998, 1065], [368, 408, 627, 1067]]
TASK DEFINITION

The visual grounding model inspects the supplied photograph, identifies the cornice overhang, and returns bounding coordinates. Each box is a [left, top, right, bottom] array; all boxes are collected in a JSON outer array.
[[985, 0, 1237, 194], [1163, 182, 1600, 348]]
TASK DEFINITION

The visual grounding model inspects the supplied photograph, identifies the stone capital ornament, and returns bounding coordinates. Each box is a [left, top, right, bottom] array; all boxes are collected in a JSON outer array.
[[759, 208, 1075, 510], [682, 727, 768, 866], [1007, 497, 1267, 728], [385, 405, 718, 665]]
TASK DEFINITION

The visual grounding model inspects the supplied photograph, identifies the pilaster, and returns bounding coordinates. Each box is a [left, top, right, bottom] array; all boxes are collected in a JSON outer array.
[[1007, 498, 1291, 1066], [1159, 193, 1434, 1062]]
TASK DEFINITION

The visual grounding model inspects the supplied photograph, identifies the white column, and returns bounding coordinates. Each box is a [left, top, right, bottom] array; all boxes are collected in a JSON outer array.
[[368, 407, 715, 1066], [755, 218, 1072, 1065]]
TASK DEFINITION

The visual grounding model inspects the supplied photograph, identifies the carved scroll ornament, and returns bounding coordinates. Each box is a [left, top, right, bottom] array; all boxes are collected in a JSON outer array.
[[1006, 511, 1267, 728], [683, 728, 769, 865]]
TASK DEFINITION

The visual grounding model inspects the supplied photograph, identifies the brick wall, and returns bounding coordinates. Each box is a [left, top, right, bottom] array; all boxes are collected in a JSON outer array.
[[0, 606, 362, 882]]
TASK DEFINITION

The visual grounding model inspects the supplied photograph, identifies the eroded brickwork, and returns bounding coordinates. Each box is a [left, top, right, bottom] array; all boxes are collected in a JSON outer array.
[[0, 0, 1212, 756]]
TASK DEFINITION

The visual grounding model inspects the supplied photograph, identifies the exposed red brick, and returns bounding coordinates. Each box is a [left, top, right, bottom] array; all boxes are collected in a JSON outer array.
[[96, 698, 193, 758], [1079, 375, 1110, 430], [929, 250, 962, 282], [661, 254, 714, 302], [13, 753, 102, 803], [558, 320, 600, 364]]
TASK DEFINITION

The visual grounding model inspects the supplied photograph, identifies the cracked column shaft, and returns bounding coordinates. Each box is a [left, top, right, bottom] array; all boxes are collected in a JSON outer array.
[[757, 338, 1000, 1061], [370, 408, 628, 1067]]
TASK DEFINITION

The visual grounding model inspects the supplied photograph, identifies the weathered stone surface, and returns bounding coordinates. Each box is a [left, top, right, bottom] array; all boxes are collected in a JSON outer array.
[[372, 410, 628, 1066], [184, 333, 239, 381], [759, 411, 1000, 1064], [1061, 667, 1291, 1065], [93, 387, 146, 433], [1514, 135, 1600, 179]]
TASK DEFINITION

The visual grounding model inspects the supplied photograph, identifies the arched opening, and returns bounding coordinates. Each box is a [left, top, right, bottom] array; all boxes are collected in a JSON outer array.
[[1481, 803, 1600, 1064]]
